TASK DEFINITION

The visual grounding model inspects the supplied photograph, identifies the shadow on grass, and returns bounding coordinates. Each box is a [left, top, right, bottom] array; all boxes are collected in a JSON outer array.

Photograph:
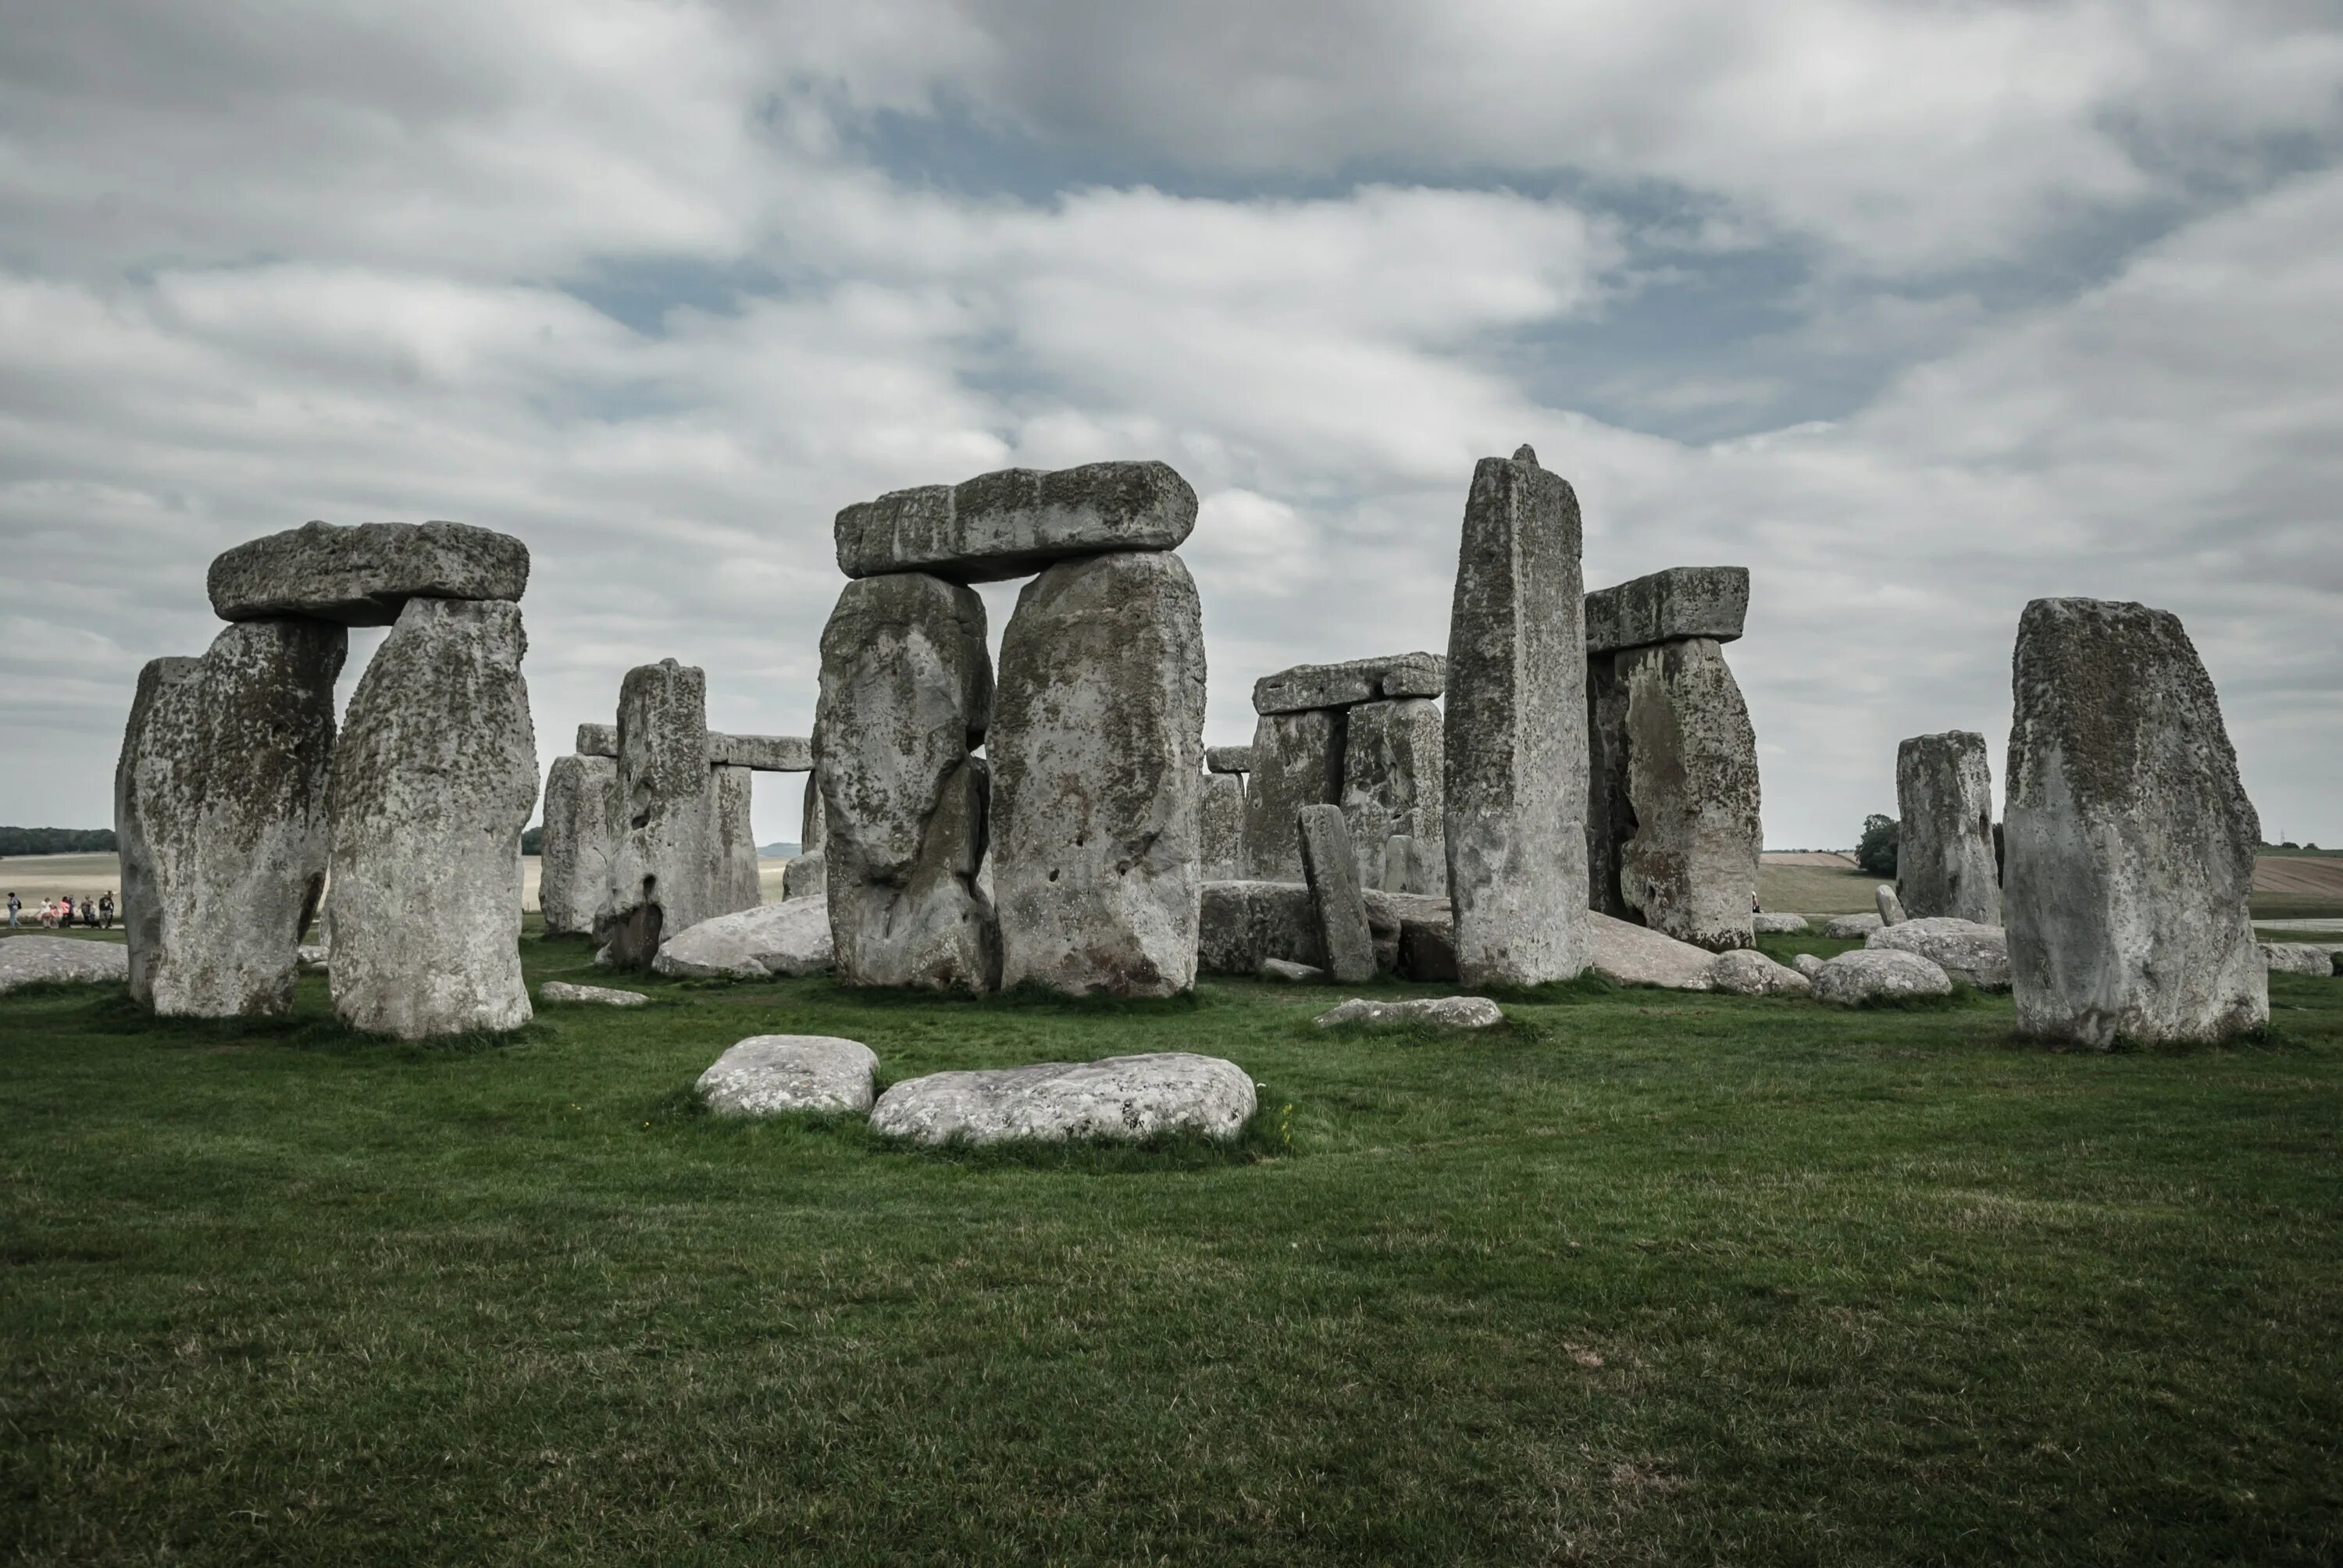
[[86, 989, 552, 1057]]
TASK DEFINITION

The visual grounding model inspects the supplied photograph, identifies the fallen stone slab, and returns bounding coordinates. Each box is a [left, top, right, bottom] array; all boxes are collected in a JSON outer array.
[[1314, 995, 1506, 1031], [1259, 957, 1325, 983], [1812, 948, 1954, 1007], [1589, 911, 1715, 991], [1824, 912, 1885, 940], [835, 461, 1196, 583], [1876, 885, 1907, 926], [706, 732, 812, 772], [539, 981, 649, 1007], [698, 1035, 878, 1117], [1584, 565, 1749, 655], [1869, 918, 2010, 990], [576, 722, 618, 757], [0, 935, 128, 994], [1706, 948, 1811, 996], [2262, 943, 2335, 977], [1298, 804, 1376, 985], [869, 1053, 1255, 1146], [652, 896, 833, 980], [1205, 745, 1254, 775], [1253, 653, 1445, 715], [1753, 913, 1810, 934], [208, 519, 529, 625]]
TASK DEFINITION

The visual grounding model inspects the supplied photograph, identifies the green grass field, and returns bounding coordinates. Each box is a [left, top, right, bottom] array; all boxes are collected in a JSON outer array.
[[4, 925, 2341, 1564]]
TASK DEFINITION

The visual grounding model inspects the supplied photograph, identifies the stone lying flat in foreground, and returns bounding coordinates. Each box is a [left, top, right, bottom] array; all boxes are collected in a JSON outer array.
[[1707, 948, 1811, 996], [0, 936, 128, 993], [1868, 918, 2010, 990], [706, 732, 812, 772], [1314, 996, 1505, 1030], [209, 519, 530, 625], [1205, 745, 1254, 775], [576, 722, 618, 757], [1583, 566, 1749, 655], [698, 1035, 878, 1117], [869, 1053, 1255, 1146], [1589, 911, 1716, 991], [539, 981, 649, 1007], [652, 897, 833, 981], [1253, 652, 1445, 715], [1812, 949, 1953, 1006], [2261, 943, 2336, 977], [1259, 957, 1325, 983], [835, 461, 1196, 583], [1753, 913, 1810, 934], [1824, 912, 1885, 940]]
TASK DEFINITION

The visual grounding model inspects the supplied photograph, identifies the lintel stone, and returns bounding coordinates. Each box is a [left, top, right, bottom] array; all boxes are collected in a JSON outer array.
[[1585, 566, 1748, 655]]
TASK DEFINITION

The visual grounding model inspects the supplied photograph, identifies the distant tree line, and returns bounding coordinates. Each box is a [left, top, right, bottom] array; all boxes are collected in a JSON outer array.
[[520, 825, 544, 856], [0, 826, 117, 857], [1855, 814, 1899, 878]]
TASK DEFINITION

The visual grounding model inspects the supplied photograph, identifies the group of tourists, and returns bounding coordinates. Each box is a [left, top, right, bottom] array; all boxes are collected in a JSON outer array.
[[4, 891, 112, 929]]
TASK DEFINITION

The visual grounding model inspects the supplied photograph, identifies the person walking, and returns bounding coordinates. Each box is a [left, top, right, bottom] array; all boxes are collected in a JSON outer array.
[[99, 891, 115, 928], [5, 891, 18, 927]]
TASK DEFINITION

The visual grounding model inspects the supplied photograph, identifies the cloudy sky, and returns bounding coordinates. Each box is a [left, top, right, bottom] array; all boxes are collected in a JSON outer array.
[[4, 0, 2339, 850]]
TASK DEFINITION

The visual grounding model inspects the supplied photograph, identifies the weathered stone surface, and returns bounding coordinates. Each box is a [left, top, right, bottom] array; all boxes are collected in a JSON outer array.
[[1607, 639, 1760, 952], [1443, 450, 1589, 985], [1824, 912, 1885, 940], [1708, 948, 1810, 996], [1314, 996, 1506, 1031], [870, 1053, 1255, 1146], [1589, 911, 1715, 991], [1584, 566, 1749, 655], [538, 754, 617, 936], [1896, 731, 2002, 924], [799, 768, 828, 853], [991, 551, 1204, 996], [1297, 805, 1375, 985], [1205, 745, 1254, 775], [704, 764, 763, 918], [653, 896, 833, 980], [836, 461, 1196, 583], [1811, 948, 1954, 1006], [781, 850, 827, 902], [1396, 908, 1460, 982], [576, 722, 617, 757], [327, 598, 536, 1039], [706, 732, 812, 772], [1196, 880, 1422, 976], [815, 574, 997, 992], [0, 935, 129, 994], [2259, 943, 2334, 977], [1792, 952, 1825, 979], [698, 1035, 877, 1117], [1582, 650, 1636, 919], [1753, 913, 1810, 934], [297, 944, 330, 970], [115, 621, 344, 1016], [1377, 834, 1437, 896], [1199, 772, 1246, 882], [2005, 597, 2266, 1046], [1253, 653, 1445, 715], [1869, 918, 2010, 990], [1259, 957, 1325, 983], [1342, 697, 1444, 894], [1241, 710, 1342, 882], [208, 519, 529, 625], [539, 981, 648, 1007], [596, 660, 716, 968], [1875, 885, 1907, 926]]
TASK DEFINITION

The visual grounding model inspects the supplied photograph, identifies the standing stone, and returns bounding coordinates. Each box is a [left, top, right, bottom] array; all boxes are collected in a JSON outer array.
[[1443, 446, 1590, 985], [705, 764, 762, 916], [2005, 597, 2266, 1046], [1611, 639, 1760, 952], [1241, 710, 1342, 882], [1297, 804, 1375, 984], [1583, 650, 1637, 918], [1875, 884, 1907, 926], [1341, 697, 1444, 895], [328, 598, 536, 1038], [539, 754, 617, 936], [992, 551, 1205, 997], [597, 660, 715, 968], [114, 622, 344, 1015], [815, 573, 997, 992], [782, 850, 827, 901], [1896, 731, 2002, 924], [1200, 772, 1246, 882], [800, 767, 829, 854]]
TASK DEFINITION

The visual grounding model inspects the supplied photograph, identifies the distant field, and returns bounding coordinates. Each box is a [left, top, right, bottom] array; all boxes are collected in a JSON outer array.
[[0, 854, 792, 914]]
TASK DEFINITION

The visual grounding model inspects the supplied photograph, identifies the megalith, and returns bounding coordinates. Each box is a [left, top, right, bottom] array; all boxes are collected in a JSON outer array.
[[113, 621, 344, 1015], [1896, 730, 2001, 924], [1241, 710, 1342, 882], [1297, 804, 1375, 984], [1612, 639, 1761, 951], [596, 659, 716, 968], [835, 461, 1196, 583], [815, 572, 997, 992], [1443, 445, 1589, 985], [208, 519, 529, 625], [327, 597, 537, 1038], [706, 763, 762, 916], [1200, 771, 1246, 882], [2004, 597, 2266, 1046], [991, 551, 1205, 996], [539, 753, 617, 936], [1341, 697, 1444, 895]]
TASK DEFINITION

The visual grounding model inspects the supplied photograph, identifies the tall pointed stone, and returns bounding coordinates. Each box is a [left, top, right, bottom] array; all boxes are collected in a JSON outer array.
[[328, 598, 536, 1038], [1443, 446, 1589, 985], [597, 659, 715, 967], [1613, 638, 1760, 951], [1241, 710, 1342, 882], [538, 754, 617, 936], [1896, 730, 2001, 924]]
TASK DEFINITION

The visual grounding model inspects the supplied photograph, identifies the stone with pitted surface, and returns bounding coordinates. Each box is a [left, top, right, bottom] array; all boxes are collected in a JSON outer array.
[[576, 722, 617, 757], [1868, 918, 2010, 989], [835, 461, 1196, 583], [0, 935, 129, 994], [1896, 731, 2002, 924], [870, 1053, 1254, 1146], [1589, 910, 1715, 991], [653, 896, 833, 980], [1253, 653, 1445, 715], [1241, 710, 1342, 883], [539, 754, 617, 936], [1342, 697, 1443, 893], [1792, 952, 1825, 980], [1205, 745, 1254, 775], [782, 851, 827, 902], [208, 519, 529, 625], [1200, 772, 1245, 882], [1314, 996, 1506, 1031], [1583, 566, 1749, 655], [706, 732, 812, 772], [1607, 638, 1760, 951], [1707, 948, 1812, 996], [2261, 943, 2334, 977], [698, 1035, 878, 1117], [1824, 912, 1885, 940], [1297, 804, 1375, 985], [1812, 948, 1953, 1006], [1753, 913, 1810, 934], [539, 981, 649, 1007], [596, 660, 717, 968]]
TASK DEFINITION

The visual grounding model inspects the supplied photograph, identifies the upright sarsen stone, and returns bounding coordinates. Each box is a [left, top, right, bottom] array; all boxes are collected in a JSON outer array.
[[597, 659, 715, 967], [1614, 638, 1760, 952], [705, 764, 762, 917], [815, 573, 997, 992], [1241, 711, 1342, 882], [1341, 697, 1444, 895], [328, 599, 536, 1038], [1200, 772, 1246, 882], [539, 753, 617, 936], [2004, 597, 2265, 1046], [114, 622, 344, 1015], [1584, 650, 1636, 918], [1443, 447, 1590, 985], [991, 551, 1205, 996], [1896, 731, 2001, 924]]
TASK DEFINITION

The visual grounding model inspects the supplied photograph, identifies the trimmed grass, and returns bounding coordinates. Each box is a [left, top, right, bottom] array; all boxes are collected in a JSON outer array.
[[4, 929, 2341, 1563]]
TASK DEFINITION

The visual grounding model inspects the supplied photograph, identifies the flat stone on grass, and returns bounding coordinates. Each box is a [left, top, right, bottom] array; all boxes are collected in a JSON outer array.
[[698, 1035, 879, 1117], [0, 936, 128, 994], [868, 1053, 1255, 1146], [539, 981, 650, 1007], [1812, 949, 1954, 1007], [1313, 996, 1506, 1031], [1869, 918, 2010, 990]]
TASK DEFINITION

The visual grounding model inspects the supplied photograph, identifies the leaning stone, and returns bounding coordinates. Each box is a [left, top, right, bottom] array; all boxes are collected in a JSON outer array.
[[1792, 952, 1825, 979], [835, 461, 1196, 583], [2261, 943, 2334, 977], [1868, 918, 2010, 990], [990, 551, 1204, 996], [698, 1035, 878, 1117], [704, 764, 763, 919], [1589, 911, 1715, 991], [1708, 948, 1812, 996], [0, 935, 130, 994], [1259, 957, 1325, 983], [1253, 652, 1445, 715], [2005, 597, 2266, 1046], [115, 621, 343, 1017], [1753, 913, 1810, 934], [1811, 948, 1954, 1007], [869, 1053, 1255, 1146], [1343, 697, 1443, 893], [706, 732, 812, 772], [653, 896, 833, 980], [1199, 772, 1246, 882], [1603, 638, 1760, 951], [1205, 745, 1254, 775], [208, 519, 529, 625], [1443, 448, 1590, 985], [576, 722, 618, 757], [1875, 885, 1907, 926], [1824, 912, 1885, 940], [1297, 804, 1376, 985], [539, 980, 650, 1007], [538, 754, 617, 936], [327, 598, 536, 1039], [1583, 565, 1749, 655], [1241, 710, 1342, 882], [781, 850, 827, 902], [1895, 731, 2002, 924], [1314, 996, 1506, 1031], [596, 660, 718, 968]]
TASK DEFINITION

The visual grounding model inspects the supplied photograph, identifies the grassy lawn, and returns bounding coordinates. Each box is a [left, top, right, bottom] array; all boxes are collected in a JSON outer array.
[[4, 925, 2341, 1564]]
